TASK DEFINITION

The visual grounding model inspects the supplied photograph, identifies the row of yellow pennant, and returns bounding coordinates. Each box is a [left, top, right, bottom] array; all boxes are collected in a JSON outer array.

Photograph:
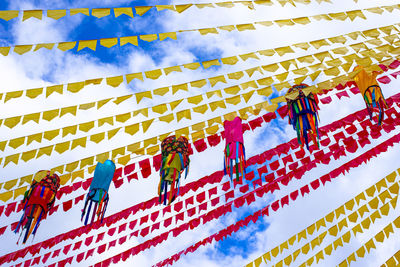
[[0, 4, 398, 56], [0, 0, 272, 21], [0, 41, 396, 157], [246, 169, 400, 267], [1, 23, 397, 103], [337, 215, 400, 266], [381, 249, 400, 266], [0, 60, 384, 203]]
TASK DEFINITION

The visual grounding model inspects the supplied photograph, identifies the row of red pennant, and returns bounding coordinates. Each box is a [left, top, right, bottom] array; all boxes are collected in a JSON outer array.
[[0, 75, 376, 224], [0, 82, 393, 246], [8, 92, 400, 267], [151, 136, 400, 266], [3, 60, 400, 266], [1, 59, 399, 208]]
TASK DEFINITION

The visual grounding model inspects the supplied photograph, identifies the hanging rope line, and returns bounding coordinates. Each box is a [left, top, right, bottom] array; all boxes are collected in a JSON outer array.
[[3, 90, 400, 265], [1, 61, 398, 206], [246, 175, 399, 266], [1, 23, 396, 102], [0, 4, 397, 56], [112, 139, 400, 266]]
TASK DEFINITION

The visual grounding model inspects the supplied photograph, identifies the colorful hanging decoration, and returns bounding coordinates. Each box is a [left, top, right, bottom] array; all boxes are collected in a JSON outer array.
[[159, 135, 190, 205], [353, 65, 387, 125], [285, 84, 320, 150], [223, 116, 246, 181], [15, 170, 60, 244], [81, 159, 115, 225]]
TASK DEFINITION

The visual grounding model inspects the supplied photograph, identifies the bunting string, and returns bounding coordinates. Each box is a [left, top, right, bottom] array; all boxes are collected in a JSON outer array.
[[277, 188, 398, 267], [108, 133, 400, 267], [1, 83, 391, 236], [1, 24, 398, 103], [247, 175, 400, 266], [0, 51, 396, 168], [2, 30, 397, 134], [381, 249, 400, 267], [4, 94, 400, 266], [0, 68, 376, 202], [1, 63, 399, 205], [2, 95, 396, 245], [1, 37, 398, 163], [0, 0, 315, 23], [336, 216, 400, 267], [0, 4, 399, 56]]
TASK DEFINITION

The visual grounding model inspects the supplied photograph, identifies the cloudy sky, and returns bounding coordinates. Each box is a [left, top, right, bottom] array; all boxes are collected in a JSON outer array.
[[0, 0, 400, 266]]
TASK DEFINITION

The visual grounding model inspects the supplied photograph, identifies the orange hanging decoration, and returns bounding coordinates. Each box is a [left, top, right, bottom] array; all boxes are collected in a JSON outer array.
[[353, 65, 388, 125]]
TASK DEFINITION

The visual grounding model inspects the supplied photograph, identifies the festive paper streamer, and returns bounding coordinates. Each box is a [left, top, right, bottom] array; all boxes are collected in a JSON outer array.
[[0, 0, 283, 22], [246, 174, 399, 266], [0, 85, 380, 225], [1, 47, 398, 170], [281, 189, 398, 267], [1, 64, 399, 204], [4, 97, 400, 266], [0, 24, 396, 102], [1, 57, 397, 195], [337, 216, 400, 267], [381, 249, 400, 267], [0, 76, 364, 199], [0, 5, 398, 56], [2, 32, 394, 132], [1, 101, 390, 244], [108, 133, 400, 267]]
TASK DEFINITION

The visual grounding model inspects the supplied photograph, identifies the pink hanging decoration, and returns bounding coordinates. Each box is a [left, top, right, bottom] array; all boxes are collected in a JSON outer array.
[[224, 116, 246, 181]]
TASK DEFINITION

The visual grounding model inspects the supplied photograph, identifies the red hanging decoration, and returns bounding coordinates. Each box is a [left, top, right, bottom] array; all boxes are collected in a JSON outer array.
[[14, 170, 60, 244]]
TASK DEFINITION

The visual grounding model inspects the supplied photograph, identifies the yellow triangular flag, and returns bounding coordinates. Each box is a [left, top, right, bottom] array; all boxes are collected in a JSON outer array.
[[114, 7, 134, 18], [34, 43, 55, 51], [0, 10, 19, 21], [159, 32, 177, 41], [14, 45, 33, 55], [136, 91, 152, 103], [23, 10, 42, 21], [140, 34, 158, 42], [120, 36, 138, 46], [221, 56, 239, 65], [77, 40, 97, 51], [106, 76, 124, 87], [47, 9, 66, 20], [135, 6, 153, 16], [100, 38, 118, 48], [57, 42, 76, 51], [142, 119, 154, 133], [145, 69, 162, 79], [70, 8, 89, 16], [126, 72, 143, 83]]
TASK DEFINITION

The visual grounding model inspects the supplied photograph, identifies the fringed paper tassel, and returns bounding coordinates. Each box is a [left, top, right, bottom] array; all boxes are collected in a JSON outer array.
[[81, 189, 109, 226], [159, 153, 188, 205], [224, 141, 246, 181], [289, 95, 320, 150], [363, 85, 388, 125]]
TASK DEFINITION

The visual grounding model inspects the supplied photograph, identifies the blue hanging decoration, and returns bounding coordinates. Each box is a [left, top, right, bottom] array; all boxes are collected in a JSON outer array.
[[81, 159, 115, 225]]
